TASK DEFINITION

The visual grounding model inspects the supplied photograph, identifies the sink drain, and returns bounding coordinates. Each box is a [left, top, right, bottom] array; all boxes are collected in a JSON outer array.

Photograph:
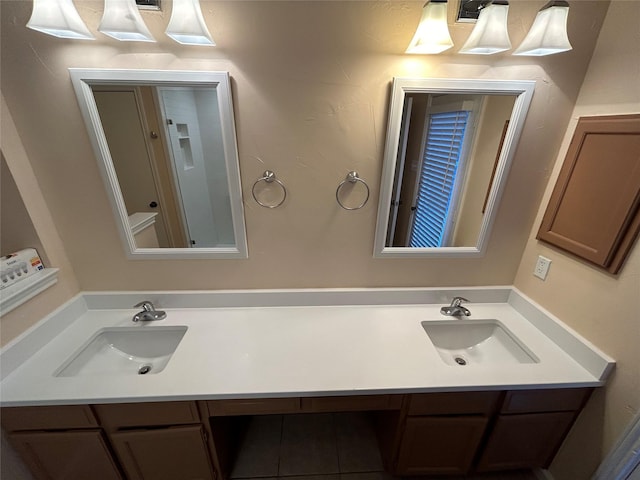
[[454, 356, 467, 366], [138, 365, 152, 375]]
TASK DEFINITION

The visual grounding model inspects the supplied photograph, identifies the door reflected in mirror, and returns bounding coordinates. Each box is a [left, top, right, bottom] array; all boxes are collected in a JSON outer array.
[[387, 93, 516, 248], [374, 78, 535, 258], [70, 70, 248, 259]]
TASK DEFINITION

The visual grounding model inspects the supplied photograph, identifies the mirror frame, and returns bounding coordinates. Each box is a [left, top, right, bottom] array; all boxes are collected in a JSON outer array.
[[374, 77, 535, 258], [70, 68, 248, 259]]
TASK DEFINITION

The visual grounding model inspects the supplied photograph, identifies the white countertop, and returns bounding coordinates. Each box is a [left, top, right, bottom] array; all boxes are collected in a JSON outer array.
[[0, 288, 615, 406]]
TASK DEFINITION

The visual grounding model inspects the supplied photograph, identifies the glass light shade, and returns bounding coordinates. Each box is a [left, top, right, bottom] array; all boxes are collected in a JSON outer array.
[[406, 1, 454, 54], [459, 2, 511, 55], [166, 0, 215, 46], [513, 2, 572, 56], [26, 0, 94, 40], [98, 0, 155, 42]]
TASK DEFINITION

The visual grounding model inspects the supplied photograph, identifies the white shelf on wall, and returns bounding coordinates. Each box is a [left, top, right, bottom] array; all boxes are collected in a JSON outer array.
[[0, 268, 59, 317]]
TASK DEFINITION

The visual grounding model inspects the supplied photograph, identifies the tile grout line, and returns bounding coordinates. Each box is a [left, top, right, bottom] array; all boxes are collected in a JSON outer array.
[[333, 413, 343, 475], [277, 414, 284, 478]]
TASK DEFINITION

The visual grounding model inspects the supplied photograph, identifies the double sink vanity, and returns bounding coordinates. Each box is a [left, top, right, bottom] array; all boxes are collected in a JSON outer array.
[[0, 287, 613, 479]]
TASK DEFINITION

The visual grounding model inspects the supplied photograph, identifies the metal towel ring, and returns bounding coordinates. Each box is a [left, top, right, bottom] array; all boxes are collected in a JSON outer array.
[[252, 170, 287, 208], [336, 171, 370, 211]]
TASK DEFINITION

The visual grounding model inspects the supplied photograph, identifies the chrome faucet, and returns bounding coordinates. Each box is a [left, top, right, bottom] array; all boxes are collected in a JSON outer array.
[[440, 297, 471, 317], [132, 301, 167, 322]]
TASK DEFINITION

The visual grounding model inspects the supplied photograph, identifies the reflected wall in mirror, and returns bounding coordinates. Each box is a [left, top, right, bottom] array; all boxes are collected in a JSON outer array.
[[374, 78, 535, 258], [70, 69, 248, 259]]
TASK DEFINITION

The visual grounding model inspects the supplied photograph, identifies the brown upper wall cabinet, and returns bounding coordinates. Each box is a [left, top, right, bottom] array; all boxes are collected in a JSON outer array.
[[538, 114, 640, 274]]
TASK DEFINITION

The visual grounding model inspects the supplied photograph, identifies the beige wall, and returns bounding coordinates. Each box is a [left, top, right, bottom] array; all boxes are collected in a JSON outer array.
[[1, 96, 80, 345], [1, 155, 43, 257], [513, 1, 640, 478], [0, 1, 609, 294]]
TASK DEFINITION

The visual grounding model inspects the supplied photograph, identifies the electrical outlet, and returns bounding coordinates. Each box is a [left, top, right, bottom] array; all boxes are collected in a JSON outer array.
[[534, 255, 552, 280]]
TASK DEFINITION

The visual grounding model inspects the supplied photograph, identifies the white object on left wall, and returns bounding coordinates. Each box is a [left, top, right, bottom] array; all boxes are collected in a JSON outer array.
[[1, 248, 45, 289], [0, 248, 59, 316]]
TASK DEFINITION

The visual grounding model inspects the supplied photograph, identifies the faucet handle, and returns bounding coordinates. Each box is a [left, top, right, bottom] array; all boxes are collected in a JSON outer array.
[[451, 296, 469, 307], [134, 301, 155, 311]]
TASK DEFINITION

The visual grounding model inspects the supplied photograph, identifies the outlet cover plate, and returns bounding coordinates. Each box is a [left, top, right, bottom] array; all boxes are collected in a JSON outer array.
[[534, 256, 552, 280]]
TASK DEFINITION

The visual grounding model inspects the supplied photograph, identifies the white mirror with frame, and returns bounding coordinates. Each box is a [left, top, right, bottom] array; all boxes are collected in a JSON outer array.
[[374, 78, 535, 258], [70, 69, 248, 259]]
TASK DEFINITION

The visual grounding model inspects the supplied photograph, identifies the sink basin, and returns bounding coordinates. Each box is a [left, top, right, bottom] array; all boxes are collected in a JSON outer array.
[[421, 320, 538, 366], [55, 326, 187, 377]]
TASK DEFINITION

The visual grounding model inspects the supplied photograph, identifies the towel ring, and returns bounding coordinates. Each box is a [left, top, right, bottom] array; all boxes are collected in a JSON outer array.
[[252, 170, 287, 208], [336, 171, 370, 211]]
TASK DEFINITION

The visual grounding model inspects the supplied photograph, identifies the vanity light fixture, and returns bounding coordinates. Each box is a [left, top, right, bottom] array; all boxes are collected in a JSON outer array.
[[26, 0, 94, 40], [405, 0, 454, 54], [98, 0, 155, 42], [459, 0, 511, 55], [165, 0, 215, 46], [513, 0, 572, 56]]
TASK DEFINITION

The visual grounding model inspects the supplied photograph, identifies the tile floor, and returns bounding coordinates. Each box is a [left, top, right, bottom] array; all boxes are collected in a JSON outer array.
[[229, 413, 539, 480]]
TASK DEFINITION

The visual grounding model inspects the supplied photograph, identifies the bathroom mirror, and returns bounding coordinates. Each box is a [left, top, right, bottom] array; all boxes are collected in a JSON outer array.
[[374, 78, 535, 258], [70, 69, 248, 259]]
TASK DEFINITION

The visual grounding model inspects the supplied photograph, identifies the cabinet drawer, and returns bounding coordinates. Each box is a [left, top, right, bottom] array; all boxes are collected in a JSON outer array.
[[408, 392, 500, 416], [207, 397, 300, 416], [301, 395, 403, 412], [94, 401, 200, 430], [1, 405, 99, 431], [501, 388, 591, 414]]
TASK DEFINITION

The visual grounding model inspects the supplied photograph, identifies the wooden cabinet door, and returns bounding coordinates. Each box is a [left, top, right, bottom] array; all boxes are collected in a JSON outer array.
[[537, 114, 640, 273], [9, 430, 122, 480], [395, 416, 488, 475], [477, 412, 575, 471], [110, 425, 215, 480]]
